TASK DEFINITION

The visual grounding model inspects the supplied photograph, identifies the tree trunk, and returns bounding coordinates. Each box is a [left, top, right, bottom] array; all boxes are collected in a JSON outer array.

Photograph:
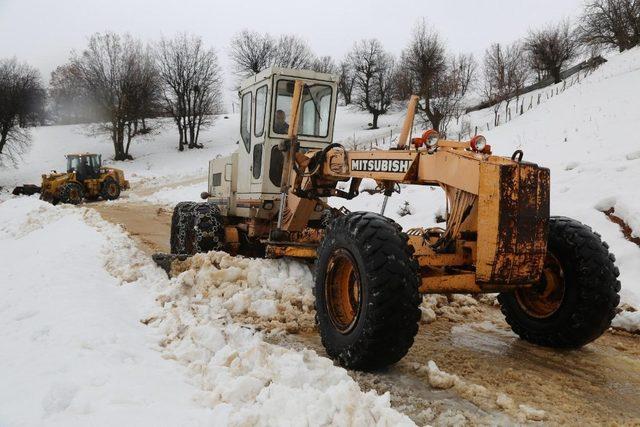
[[0, 129, 8, 155], [371, 112, 379, 129], [552, 67, 562, 84], [188, 123, 196, 148], [113, 123, 128, 161], [343, 90, 351, 105]]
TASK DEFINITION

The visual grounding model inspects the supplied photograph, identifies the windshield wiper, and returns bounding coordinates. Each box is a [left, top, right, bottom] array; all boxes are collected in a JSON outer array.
[[304, 85, 322, 122]]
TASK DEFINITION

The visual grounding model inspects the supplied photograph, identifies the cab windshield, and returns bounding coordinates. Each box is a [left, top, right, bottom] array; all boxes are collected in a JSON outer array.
[[67, 155, 101, 173], [273, 80, 332, 138]]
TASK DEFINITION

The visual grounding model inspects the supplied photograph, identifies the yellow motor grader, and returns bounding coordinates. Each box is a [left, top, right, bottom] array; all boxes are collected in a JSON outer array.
[[166, 68, 620, 371], [13, 153, 129, 204]]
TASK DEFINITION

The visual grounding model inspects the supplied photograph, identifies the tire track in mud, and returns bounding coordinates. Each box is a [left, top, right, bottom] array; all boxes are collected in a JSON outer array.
[[90, 200, 640, 426]]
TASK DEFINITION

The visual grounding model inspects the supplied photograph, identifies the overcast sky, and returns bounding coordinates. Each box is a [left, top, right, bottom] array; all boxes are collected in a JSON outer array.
[[0, 0, 585, 106]]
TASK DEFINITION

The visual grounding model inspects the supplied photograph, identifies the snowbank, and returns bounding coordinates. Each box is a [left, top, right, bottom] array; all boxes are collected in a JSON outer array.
[[0, 197, 414, 426], [0, 197, 209, 426]]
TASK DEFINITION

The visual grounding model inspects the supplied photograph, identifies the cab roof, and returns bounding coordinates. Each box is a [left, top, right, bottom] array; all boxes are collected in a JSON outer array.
[[239, 67, 339, 91]]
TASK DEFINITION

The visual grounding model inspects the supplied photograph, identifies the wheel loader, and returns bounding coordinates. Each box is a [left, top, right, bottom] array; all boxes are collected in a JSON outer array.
[[13, 153, 129, 204], [166, 67, 621, 371]]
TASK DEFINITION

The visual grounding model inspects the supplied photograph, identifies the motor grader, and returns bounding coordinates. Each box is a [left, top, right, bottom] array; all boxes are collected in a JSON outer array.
[[13, 153, 129, 204], [167, 67, 620, 371]]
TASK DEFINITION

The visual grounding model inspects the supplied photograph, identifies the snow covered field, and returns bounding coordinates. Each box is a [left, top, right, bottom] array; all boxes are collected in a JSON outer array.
[[0, 197, 412, 426]]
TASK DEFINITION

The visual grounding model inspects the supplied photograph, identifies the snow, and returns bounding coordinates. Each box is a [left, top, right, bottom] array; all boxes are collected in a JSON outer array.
[[0, 198, 209, 426], [612, 310, 640, 333], [0, 197, 414, 426], [132, 181, 207, 206]]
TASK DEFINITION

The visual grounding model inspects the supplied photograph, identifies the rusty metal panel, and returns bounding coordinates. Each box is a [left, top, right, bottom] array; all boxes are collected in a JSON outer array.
[[477, 162, 549, 285]]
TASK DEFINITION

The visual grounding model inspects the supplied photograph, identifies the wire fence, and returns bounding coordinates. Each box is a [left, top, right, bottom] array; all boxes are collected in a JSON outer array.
[[454, 68, 597, 141]]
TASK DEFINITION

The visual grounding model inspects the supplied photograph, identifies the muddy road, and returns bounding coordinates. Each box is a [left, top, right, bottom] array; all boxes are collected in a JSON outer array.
[[89, 198, 640, 425]]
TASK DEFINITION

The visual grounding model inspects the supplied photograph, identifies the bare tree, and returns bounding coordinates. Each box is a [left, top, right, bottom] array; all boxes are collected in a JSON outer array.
[[157, 34, 223, 151], [579, 0, 640, 52], [0, 58, 45, 167], [229, 30, 276, 76], [428, 54, 477, 135], [525, 20, 580, 84], [483, 42, 529, 125], [392, 66, 414, 101], [49, 64, 100, 124], [272, 35, 314, 69], [229, 31, 318, 77], [311, 55, 337, 74], [70, 32, 159, 160], [348, 39, 395, 129], [400, 20, 475, 134], [337, 60, 355, 105]]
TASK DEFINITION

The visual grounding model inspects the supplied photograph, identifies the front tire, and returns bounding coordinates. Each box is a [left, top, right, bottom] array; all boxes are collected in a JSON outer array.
[[314, 211, 421, 371], [59, 182, 84, 205], [498, 216, 620, 348]]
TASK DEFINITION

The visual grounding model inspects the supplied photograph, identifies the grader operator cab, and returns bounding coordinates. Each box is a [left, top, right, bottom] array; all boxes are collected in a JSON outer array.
[[167, 67, 621, 371]]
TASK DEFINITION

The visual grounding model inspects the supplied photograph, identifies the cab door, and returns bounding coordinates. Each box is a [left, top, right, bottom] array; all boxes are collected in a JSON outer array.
[[250, 84, 269, 194], [237, 90, 253, 200]]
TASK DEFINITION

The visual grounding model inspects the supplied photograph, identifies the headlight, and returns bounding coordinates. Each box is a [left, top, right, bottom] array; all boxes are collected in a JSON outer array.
[[470, 135, 487, 152], [423, 130, 440, 148]]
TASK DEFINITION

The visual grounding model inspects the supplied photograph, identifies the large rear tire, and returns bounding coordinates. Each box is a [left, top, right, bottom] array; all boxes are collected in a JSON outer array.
[[100, 178, 121, 200], [170, 202, 225, 255], [59, 182, 84, 205], [498, 216, 620, 348], [192, 202, 225, 253], [170, 202, 197, 254], [314, 211, 421, 371]]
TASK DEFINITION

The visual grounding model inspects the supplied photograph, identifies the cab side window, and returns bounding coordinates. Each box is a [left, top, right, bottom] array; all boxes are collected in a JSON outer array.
[[254, 85, 267, 137], [241, 91, 252, 152]]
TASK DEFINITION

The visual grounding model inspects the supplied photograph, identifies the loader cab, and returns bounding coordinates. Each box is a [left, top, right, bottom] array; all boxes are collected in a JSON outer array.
[[66, 154, 102, 180], [208, 67, 339, 219]]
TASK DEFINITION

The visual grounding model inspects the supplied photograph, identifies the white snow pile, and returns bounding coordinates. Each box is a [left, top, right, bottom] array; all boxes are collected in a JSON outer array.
[[612, 309, 640, 333], [0, 197, 414, 426], [140, 181, 207, 206], [166, 251, 317, 333]]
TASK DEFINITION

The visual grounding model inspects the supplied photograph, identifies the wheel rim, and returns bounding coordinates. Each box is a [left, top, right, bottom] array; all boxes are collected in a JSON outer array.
[[515, 252, 565, 318], [325, 249, 362, 334], [70, 188, 79, 200], [107, 183, 117, 196]]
